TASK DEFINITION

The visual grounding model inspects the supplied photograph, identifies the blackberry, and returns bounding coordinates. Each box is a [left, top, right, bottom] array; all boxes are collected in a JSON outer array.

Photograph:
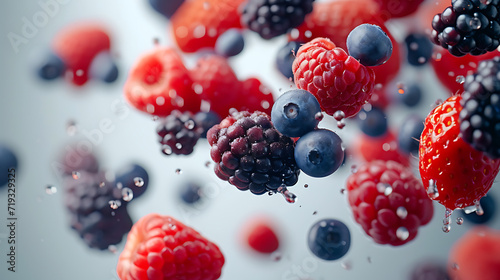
[[63, 171, 133, 250], [459, 57, 500, 158], [431, 0, 500, 56], [156, 110, 202, 155], [207, 111, 300, 195], [240, 0, 314, 40]]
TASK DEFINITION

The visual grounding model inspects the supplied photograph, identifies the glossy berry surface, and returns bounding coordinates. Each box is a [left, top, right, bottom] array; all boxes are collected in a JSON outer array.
[[244, 218, 279, 254], [398, 84, 422, 107], [156, 110, 202, 156], [405, 33, 433, 66], [148, 0, 184, 18], [0, 145, 18, 187], [294, 129, 344, 178], [215, 29, 245, 57], [347, 160, 434, 246], [355, 130, 410, 166], [37, 51, 66, 80], [346, 24, 393, 67], [398, 114, 424, 155], [88, 51, 119, 83], [358, 106, 387, 137], [271, 89, 321, 138], [308, 219, 351, 261], [276, 41, 302, 80], [115, 163, 149, 199], [460, 194, 496, 224]]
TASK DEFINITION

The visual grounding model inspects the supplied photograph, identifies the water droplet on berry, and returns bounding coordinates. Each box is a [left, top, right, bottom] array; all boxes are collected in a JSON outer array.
[[396, 227, 409, 241], [396, 206, 408, 219], [277, 185, 296, 203], [476, 200, 484, 216], [99, 182, 105, 188], [432, 52, 442, 61], [76, 69, 84, 76], [261, 100, 270, 109], [427, 179, 439, 199], [410, 42, 419, 51], [72, 171, 80, 180], [333, 110, 346, 121], [175, 169, 182, 175], [122, 188, 134, 202], [442, 208, 453, 233], [193, 83, 203, 94], [470, 17, 482, 29], [45, 185, 57, 195], [133, 177, 144, 187], [193, 25, 206, 38], [185, 120, 195, 130], [109, 200, 121, 210], [66, 120, 77, 136], [304, 30, 312, 38], [377, 183, 392, 196], [314, 112, 324, 121], [341, 261, 352, 270], [456, 75, 465, 84], [163, 145, 173, 155], [451, 262, 460, 270], [108, 245, 117, 254], [290, 28, 299, 39], [350, 165, 358, 174], [418, 57, 427, 64], [382, 143, 391, 151], [456, 217, 464, 225]]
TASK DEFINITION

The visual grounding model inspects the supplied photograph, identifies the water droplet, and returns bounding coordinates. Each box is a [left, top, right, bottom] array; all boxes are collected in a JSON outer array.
[[314, 112, 324, 121], [418, 57, 427, 64], [268, 191, 274, 196], [313, 211, 317, 215], [456, 75, 465, 84], [109, 200, 121, 210], [175, 169, 182, 175], [45, 185, 57, 195], [205, 161, 211, 167], [451, 262, 460, 270], [169, 223, 177, 230], [116, 182, 123, 189], [382, 143, 391, 151], [99, 182, 105, 188], [456, 217, 464, 225], [72, 171, 80, 180], [277, 185, 296, 203], [333, 110, 346, 121], [175, 143, 183, 149], [377, 183, 392, 196], [476, 200, 484, 216], [442, 208, 453, 233], [66, 120, 77, 136], [304, 184, 309, 188], [133, 177, 144, 187], [290, 28, 299, 39], [163, 145, 173, 155], [396, 206, 408, 219], [122, 188, 134, 202], [271, 251, 282, 261], [470, 17, 482, 29], [350, 165, 358, 174], [304, 30, 312, 38], [432, 52, 442, 61], [185, 120, 195, 130], [396, 227, 409, 241], [427, 179, 439, 199], [340, 188, 346, 194], [341, 260, 352, 270], [108, 245, 117, 254]]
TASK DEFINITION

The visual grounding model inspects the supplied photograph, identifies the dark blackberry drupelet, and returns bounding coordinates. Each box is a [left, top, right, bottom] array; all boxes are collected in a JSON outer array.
[[156, 110, 203, 155], [459, 57, 500, 158], [431, 0, 500, 56], [240, 0, 314, 39], [207, 111, 300, 195], [63, 171, 133, 250]]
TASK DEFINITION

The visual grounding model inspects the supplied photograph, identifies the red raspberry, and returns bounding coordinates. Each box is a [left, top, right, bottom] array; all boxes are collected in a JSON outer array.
[[291, 0, 401, 87], [124, 47, 201, 117], [448, 227, 500, 280], [243, 217, 280, 254], [419, 95, 500, 210], [170, 0, 245, 53], [292, 37, 376, 118], [235, 78, 274, 116], [116, 213, 225, 280], [373, 0, 425, 20], [52, 23, 111, 86], [354, 130, 411, 166], [347, 160, 434, 246]]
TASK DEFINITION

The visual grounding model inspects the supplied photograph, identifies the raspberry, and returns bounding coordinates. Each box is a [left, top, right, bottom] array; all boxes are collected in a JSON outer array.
[[116, 213, 225, 280], [236, 77, 274, 116], [431, 0, 500, 56], [346, 160, 434, 246], [156, 110, 202, 156], [354, 130, 411, 166], [207, 111, 299, 195], [240, 0, 314, 39], [63, 171, 133, 250], [373, 0, 425, 20], [459, 57, 500, 158], [243, 217, 280, 254], [292, 37, 376, 118]]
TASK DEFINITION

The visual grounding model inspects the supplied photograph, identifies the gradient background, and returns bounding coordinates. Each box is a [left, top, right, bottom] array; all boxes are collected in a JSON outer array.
[[1, 0, 499, 279]]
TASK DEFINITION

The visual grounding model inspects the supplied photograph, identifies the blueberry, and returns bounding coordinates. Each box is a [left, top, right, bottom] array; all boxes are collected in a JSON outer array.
[[148, 0, 184, 18], [294, 129, 344, 178], [115, 163, 149, 199], [346, 24, 393, 66], [398, 83, 422, 107], [276, 41, 302, 80], [308, 219, 351, 261], [194, 111, 222, 138], [460, 195, 496, 224], [215, 29, 245, 57], [398, 114, 424, 155], [0, 145, 18, 187], [405, 33, 433, 66], [37, 51, 66, 80], [409, 261, 450, 280], [271, 89, 321, 137], [358, 107, 387, 137], [179, 181, 202, 204], [89, 51, 119, 83]]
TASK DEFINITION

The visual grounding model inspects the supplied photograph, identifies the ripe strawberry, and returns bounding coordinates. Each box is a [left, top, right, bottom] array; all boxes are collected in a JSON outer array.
[[117, 213, 225, 280], [419, 96, 500, 210], [292, 37, 376, 118], [354, 130, 411, 166], [430, 48, 500, 95], [52, 23, 111, 86], [448, 227, 500, 280], [170, 0, 245, 53], [243, 217, 280, 254], [290, 0, 401, 87], [347, 160, 434, 246], [124, 47, 201, 117]]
